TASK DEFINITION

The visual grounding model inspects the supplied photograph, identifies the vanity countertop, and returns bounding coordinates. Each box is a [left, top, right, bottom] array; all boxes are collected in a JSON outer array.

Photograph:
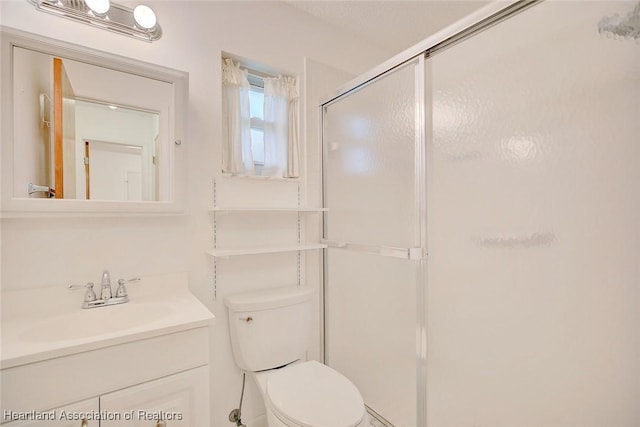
[[1, 272, 214, 369]]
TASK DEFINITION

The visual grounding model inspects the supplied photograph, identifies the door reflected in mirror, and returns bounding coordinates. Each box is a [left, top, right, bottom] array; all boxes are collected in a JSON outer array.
[[78, 101, 160, 201], [13, 46, 170, 202]]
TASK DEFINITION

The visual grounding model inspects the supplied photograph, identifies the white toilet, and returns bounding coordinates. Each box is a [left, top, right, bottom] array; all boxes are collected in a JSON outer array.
[[224, 286, 369, 427]]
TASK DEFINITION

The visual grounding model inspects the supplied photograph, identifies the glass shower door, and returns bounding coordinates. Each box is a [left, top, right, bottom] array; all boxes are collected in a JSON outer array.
[[426, 2, 640, 425], [322, 57, 425, 427]]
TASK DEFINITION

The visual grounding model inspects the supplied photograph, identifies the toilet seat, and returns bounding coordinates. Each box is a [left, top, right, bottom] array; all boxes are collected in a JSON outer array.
[[265, 361, 365, 427]]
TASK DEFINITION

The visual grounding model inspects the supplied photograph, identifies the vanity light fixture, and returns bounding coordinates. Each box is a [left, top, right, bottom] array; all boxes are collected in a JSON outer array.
[[84, 0, 110, 16], [133, 5, 157, 30], [27, 0, 162, 42]]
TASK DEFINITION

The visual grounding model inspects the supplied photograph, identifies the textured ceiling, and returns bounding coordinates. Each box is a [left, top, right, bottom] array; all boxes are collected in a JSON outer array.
[[284, 1, 490, 53]]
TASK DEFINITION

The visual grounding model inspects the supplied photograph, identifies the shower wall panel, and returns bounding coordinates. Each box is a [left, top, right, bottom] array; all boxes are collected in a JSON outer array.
[[324, 59, 422, 426], [426, 1, 639, 426]]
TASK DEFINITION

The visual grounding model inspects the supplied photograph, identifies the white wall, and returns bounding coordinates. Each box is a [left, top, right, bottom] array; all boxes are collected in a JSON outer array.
[[0, 1, 390, 425], [11, 46, 52, 197]]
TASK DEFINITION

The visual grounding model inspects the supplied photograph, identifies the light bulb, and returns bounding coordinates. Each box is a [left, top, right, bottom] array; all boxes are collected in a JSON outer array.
[[84, 0, 110, 15], [133, 5, 157, 30]]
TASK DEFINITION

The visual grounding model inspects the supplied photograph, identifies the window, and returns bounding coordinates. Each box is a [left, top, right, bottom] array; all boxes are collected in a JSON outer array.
[[222, 57, 299, 178], [248, 73, 265, 174]]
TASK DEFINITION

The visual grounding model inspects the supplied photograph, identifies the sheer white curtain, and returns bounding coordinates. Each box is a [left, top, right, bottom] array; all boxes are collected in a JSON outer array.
[[263, 76, 299, 178], [221, 58, 254, 175]]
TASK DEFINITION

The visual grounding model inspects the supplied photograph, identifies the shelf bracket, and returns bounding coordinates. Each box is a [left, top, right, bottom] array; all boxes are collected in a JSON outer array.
[[212, 178, 218, 300]]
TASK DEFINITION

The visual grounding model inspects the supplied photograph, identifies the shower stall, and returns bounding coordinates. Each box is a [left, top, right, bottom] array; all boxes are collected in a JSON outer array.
[[321, 1, 640, 426]]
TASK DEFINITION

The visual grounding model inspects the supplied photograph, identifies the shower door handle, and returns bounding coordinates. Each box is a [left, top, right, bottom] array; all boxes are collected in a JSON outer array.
[[322, 240, 425, 260]]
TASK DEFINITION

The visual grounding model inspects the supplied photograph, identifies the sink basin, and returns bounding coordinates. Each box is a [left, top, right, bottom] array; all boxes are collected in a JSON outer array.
[[20, 302, 171, 342], [1, 272, 215, 369]]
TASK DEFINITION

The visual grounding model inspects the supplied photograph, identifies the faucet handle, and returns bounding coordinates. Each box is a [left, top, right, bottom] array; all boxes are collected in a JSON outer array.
[[115, 279, 128, 298], [84, 282, 97, 302], [115, 277, 140, 298], [68, 282, 97, 302]]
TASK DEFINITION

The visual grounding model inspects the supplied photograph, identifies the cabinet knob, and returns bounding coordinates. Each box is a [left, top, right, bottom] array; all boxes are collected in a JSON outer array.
[[156, 421, 167, 427], [239, 316, 253, 324]]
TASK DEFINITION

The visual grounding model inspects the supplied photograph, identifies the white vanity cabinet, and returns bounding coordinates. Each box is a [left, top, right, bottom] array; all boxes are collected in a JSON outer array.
[[100, 367, 209, 427], [1, 273, 214, 427], [1, 330, 210, 427], [2, 367, 207, 427], [2, 399, 99, 427]]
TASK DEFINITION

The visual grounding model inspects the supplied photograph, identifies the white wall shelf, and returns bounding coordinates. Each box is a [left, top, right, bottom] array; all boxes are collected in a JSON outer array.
[[219, 173, 300, 182], [208, 179, 325, 299], [206, 243, 327, 258], [209, 207, 327, 214]]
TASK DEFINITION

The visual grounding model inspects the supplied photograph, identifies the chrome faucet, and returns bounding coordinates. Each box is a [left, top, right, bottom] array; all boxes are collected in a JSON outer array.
[[69, 272, 139, 309], [101, 270, 112, 300]]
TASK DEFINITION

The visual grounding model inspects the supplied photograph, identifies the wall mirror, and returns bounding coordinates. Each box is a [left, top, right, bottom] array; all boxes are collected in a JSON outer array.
[[1, 28, 188, 215]]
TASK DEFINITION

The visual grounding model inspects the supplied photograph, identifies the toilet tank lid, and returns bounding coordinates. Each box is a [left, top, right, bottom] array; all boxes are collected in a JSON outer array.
[[224, 286, 315, 312]]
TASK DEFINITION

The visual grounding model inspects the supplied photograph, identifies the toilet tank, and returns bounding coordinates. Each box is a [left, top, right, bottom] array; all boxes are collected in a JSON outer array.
[[224, 286, 315, 372]]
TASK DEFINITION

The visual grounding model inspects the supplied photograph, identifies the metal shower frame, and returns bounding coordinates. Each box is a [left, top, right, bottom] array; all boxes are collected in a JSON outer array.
[[319, 1, 543, 426]]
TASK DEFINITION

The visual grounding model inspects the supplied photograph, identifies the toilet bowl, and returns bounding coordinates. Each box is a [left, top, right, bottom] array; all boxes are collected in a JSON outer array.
[[253, 360, 369, 427], [224, 286, 368, 427]]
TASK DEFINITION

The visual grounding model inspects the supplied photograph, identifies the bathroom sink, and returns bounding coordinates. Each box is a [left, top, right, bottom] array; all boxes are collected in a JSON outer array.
[[1, 272, 215, 369], [20, 302, 171, 342]]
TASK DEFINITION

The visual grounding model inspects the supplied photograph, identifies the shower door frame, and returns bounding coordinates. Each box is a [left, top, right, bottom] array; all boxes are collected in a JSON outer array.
[[319, 0, 540, 108], [321, 55, 427, 426], [319, 1, 544, 426]]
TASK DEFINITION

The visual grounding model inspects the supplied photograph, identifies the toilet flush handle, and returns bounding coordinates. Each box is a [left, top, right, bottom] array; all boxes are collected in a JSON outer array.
[[239, 316, 253, 324]]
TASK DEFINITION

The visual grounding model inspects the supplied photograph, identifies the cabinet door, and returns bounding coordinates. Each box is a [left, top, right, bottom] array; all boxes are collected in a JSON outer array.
[[2, 398, 99, 427], [100, 366, 209, 427]]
